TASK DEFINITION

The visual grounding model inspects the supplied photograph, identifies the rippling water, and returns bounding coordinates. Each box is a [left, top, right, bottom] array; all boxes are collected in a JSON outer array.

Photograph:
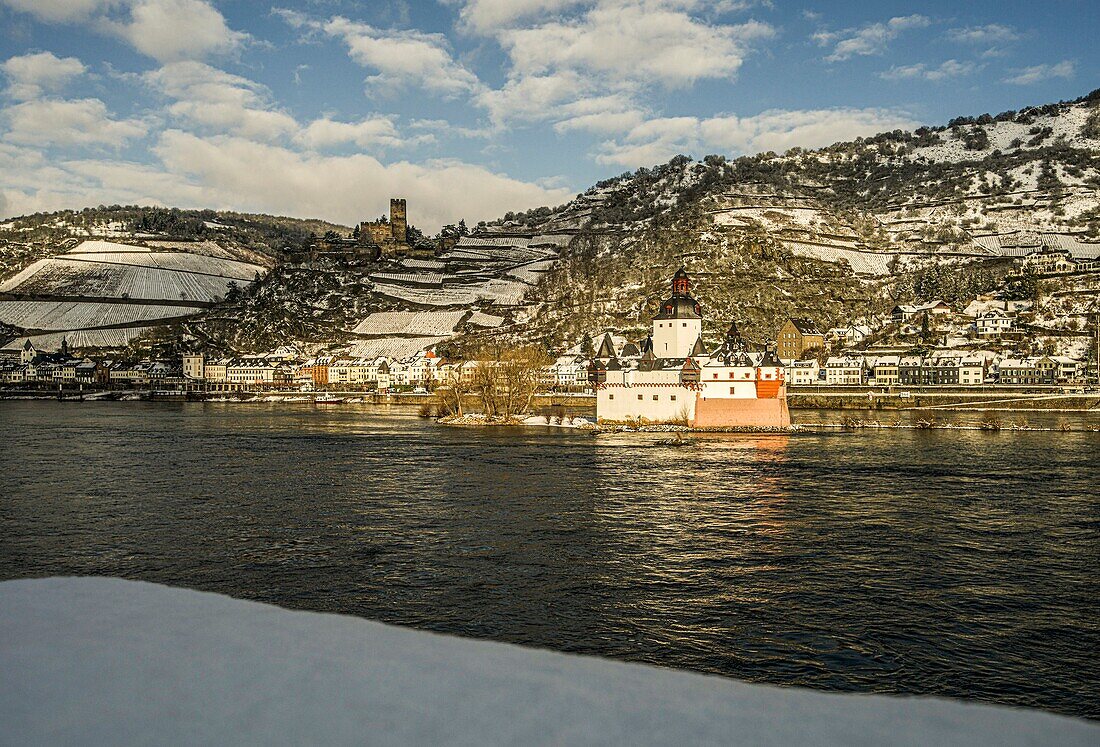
[[1, 402, 1097, 718]]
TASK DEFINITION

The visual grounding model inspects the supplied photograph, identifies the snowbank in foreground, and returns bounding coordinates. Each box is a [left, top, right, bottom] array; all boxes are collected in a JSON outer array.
[[0, 578, 1095, 746]]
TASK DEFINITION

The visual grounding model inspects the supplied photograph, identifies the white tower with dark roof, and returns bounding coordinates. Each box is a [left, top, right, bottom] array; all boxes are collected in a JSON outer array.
[[651, 268, 702, 359]]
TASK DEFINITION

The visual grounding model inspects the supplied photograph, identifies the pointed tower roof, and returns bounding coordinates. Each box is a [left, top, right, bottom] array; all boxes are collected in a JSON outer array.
[[690, 335, 706, 357], [595, 333, 616, 359], [620, 341, 640, 357], [605, 357, 622, 371]]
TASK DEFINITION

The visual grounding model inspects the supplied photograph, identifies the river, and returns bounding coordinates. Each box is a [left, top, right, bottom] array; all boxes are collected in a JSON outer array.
[[1, 402, 1097, 719]]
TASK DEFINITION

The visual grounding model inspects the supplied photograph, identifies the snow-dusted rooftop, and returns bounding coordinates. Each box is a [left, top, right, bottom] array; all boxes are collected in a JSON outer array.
[[1, 578, 1095, 746]]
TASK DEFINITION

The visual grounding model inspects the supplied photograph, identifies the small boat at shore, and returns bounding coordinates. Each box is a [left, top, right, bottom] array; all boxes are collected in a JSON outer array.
[[313, 396, 345, 405]]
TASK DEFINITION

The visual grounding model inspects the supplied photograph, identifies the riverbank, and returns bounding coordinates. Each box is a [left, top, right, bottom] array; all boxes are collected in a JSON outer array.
[[5, 385, 1099, 414], [2, 578, 1095, 746]]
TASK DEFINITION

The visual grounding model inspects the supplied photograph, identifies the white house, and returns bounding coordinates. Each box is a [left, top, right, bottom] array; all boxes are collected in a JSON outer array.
[[825, 356, 865, 385], [785, 359, 821, 386], [975, 309, 1016, 337]]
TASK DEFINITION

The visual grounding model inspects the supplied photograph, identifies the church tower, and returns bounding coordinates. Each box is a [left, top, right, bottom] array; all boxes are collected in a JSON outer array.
[[651, 268, 702, 359]]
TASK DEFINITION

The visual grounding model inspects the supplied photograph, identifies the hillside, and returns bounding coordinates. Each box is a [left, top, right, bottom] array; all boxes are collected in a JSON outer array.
[[0, 207, 345, 353], [1, 91, 1098, 360], [476, 91, 1100, 353]]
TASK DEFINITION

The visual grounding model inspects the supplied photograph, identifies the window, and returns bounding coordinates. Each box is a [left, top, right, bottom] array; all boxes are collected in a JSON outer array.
[[713, 373, 718, 379], [730, 386, 735, 394], [652, 395, 659, 401], [682, 323, 687, 327], [637, 394, 643, 400], [670, 395, 677, 401], [608, 394, 614, 400]]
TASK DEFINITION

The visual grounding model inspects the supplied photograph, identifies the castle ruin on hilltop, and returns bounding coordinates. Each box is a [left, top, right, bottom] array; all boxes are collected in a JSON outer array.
[[357, 198, 408, 258], [303, 198, 435, 262]]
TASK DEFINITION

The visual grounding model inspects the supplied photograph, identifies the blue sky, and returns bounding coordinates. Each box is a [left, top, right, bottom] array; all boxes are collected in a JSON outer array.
[[0, 0, 1095, 231]]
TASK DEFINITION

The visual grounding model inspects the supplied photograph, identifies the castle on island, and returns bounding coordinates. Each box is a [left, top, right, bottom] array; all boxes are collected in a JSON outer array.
[[590, 268, 790, 429]]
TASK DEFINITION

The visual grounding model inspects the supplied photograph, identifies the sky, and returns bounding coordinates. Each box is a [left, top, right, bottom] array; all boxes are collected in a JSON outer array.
[[0, 1, 1096, 232]]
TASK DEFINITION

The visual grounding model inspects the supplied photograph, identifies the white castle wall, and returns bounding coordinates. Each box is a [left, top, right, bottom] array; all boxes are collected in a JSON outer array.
[[652, 317, 701, 359], [597, 385, 696, 423]]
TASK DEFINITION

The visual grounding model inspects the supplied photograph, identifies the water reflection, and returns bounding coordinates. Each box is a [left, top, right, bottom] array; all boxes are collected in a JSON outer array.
[[0, 402, 1097, 719]]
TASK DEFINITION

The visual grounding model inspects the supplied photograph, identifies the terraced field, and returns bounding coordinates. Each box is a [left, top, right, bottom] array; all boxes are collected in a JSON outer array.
[[0, 300, 196, 331], [0, 238, 268, 350], [6, 328, 152, 350], [1, 259, 239, 302], [64, 251, 263, 280], [352, 311, 467, 337]]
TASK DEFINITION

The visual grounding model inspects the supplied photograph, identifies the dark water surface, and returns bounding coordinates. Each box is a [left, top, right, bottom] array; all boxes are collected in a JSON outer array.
[[2, 402, 1098, 718]]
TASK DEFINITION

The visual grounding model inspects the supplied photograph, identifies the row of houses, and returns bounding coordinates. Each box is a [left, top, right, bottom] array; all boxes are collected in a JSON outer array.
[[182, 349, 475, 391], [776, 298, 1041, 361], [0, 340, 180, 386], [787, 353, 1084, 387]]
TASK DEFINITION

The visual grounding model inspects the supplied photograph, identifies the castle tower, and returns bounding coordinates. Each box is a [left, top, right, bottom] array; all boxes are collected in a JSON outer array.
[[651, 268, 702, 359], [390, 198, 407, 244]]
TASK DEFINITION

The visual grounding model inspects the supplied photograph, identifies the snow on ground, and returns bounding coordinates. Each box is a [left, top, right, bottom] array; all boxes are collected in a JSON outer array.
[[466, 311, 505, 328], [1, 328, 151, 351], [352, 310, 466, 337], [1, 258, 239, 302], [64, 239, 151, 254], [0, 578, 1095, 746], [344, 336, 447, 360], [782, 241, 895, 276], [0, 300, 197, 330]]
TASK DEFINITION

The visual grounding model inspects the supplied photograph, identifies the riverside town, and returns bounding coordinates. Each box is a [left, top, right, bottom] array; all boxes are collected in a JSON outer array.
[[2, 3, 1099, 744]]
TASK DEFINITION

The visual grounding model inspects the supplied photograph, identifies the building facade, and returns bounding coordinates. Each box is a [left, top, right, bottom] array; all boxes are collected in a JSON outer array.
[[595, 269, 789, 429]]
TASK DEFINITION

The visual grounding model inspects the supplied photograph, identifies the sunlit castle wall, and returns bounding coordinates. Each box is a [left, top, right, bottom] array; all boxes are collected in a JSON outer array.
[[652, 316, 701, 359], [597, 383, 696, 423]]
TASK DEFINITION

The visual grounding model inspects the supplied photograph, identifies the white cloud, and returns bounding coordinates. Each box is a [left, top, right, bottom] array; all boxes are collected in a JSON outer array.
[[596, 107, 918, 166], [499, 5, 774, 86], [553, 108, 646, 135], [1, 51, 87, 100], [102, 0, 247, 63], [475, 71, 592, 127], [814, 15, 931, 62], [0, 0, 113, 23], [150, 130, 571, 229], [320, 16, 482, 97], [880, 59, 977, 82], [1003, 60, 1075, 85], [453, 0, 588, 34], [2, 0, 246, 63], [297, 116, 434, 151], [2, 98, 147, 147], [0, 127, 573, 229], [143, 61, 297, 141], [946, 24, 1019, 45]]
